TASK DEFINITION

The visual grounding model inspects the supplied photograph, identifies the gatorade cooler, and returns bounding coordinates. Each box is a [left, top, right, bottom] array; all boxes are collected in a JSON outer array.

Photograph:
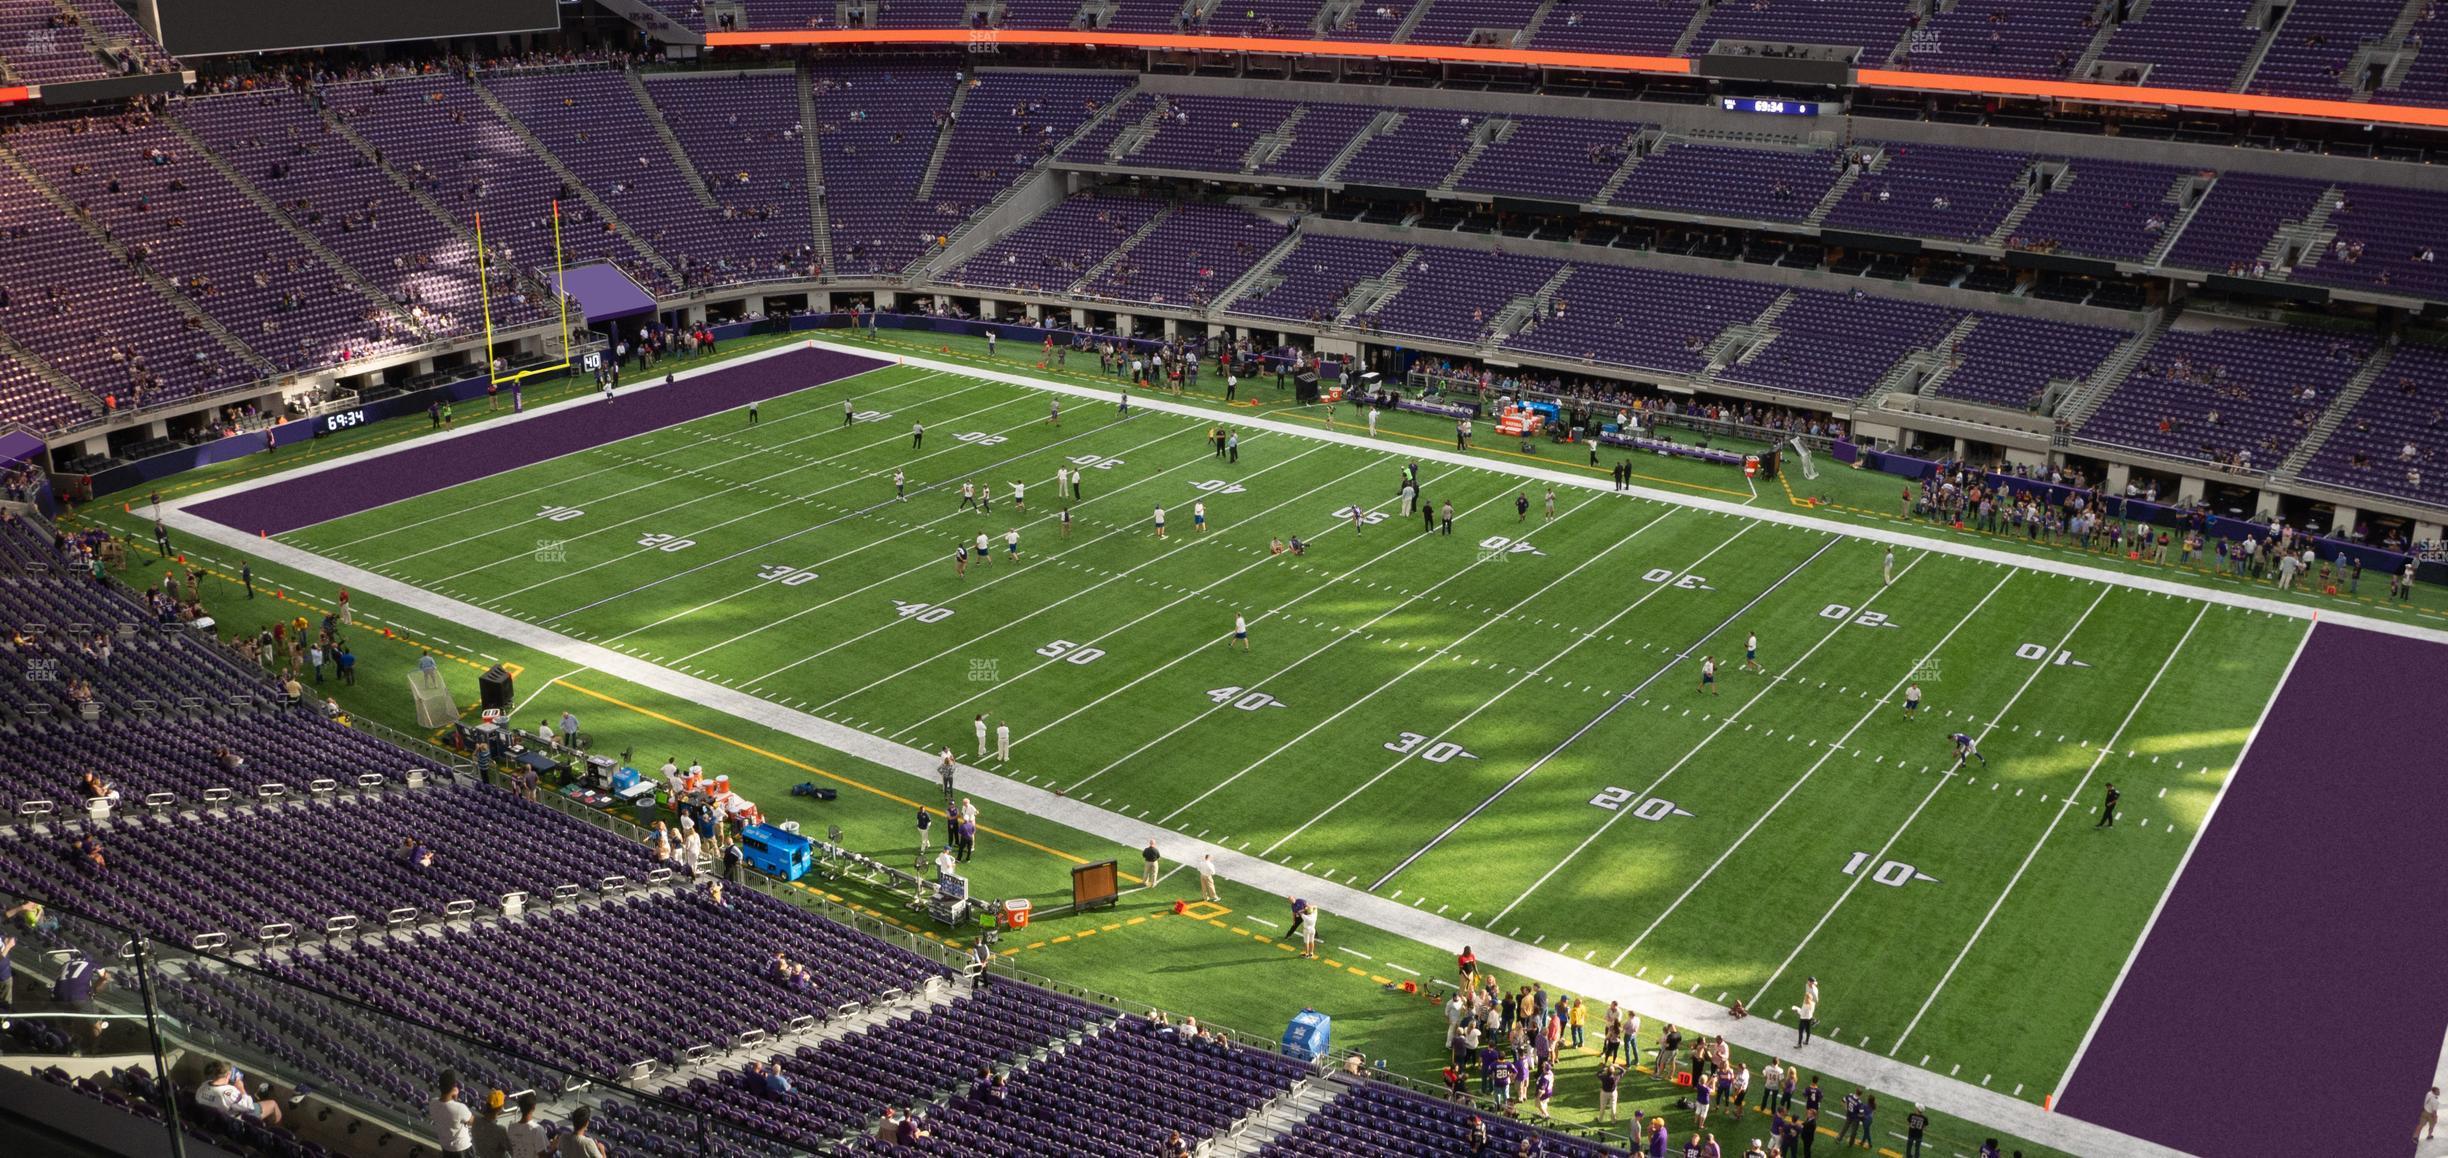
[[1281, 1009, 1332, 1062], [1000, 898, 1032, 930], [1744, 454, 1760, 478]]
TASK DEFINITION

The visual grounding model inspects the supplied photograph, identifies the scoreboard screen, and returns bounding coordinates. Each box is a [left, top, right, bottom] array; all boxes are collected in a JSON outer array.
[[141, 0, 561, 57], [1720, 97, 1823, 117]]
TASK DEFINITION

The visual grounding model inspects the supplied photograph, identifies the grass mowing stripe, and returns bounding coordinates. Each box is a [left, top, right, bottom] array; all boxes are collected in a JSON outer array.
[[1253, 514, 1772, 856], [1744, 583, 2114, 1007], [882, 446, 1386, 736], [1610, 568, 2018, 969], [605, 414, 1227, 661], [1130, 488, 1629, 815], [1032, 483, 1544, 781], [446, 381, 1048, 600], [809, 438, 1355, 714], [315, 366, 944, 556], [2049, 616, 2315, 1096], [1486, 549, 1935, 926], [534, 408, 1185, 622], [1369, 530, 1847, 890], [1887, 601, 2209, 1058]]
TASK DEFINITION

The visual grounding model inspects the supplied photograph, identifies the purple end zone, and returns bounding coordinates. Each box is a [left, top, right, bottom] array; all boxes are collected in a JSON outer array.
[[187, 347, 889, 537], [2059, 621, 2448, 1156]]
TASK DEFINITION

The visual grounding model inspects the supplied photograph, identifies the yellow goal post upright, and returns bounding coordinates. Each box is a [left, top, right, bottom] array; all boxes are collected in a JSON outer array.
[[474, 199, 577, 386]]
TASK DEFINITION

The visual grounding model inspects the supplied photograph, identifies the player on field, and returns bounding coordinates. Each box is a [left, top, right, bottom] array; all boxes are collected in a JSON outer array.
[[843, 398, 854, 426], [1059, 505, 1073, 538], [912, 421, 924, 449], [975, 713, 990, 759], [1049, 398, 1061, 426], [985, 330, 997, 357], [1193, 501, 1207, 533], [1699, 656, 1718, 695], [1153, 506, 1167, 539], [1004, 528, 1021, 561], [1742, 631, 1763, 673], [893, 469, 906, 502], [1117, 391, 1130, 420], [1011, 481, 1025, 513], [1949, 732, 1987, 770], [1902, 682, 1921, 720], [977, 480, 993, 513], [975, 531, 993, 566], [1543, 487, 1557, 520], [1516, 492, 1530, 522], [1231, 614, 1250, 651], [953, 542, 968, 577], [1883, 546, 1896, 585], [959, 480, 977, 511]]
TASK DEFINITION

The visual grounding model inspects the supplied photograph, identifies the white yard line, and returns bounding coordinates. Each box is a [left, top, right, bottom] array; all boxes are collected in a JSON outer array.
[[318, 366, 942, 555], [1173, 493, 1649, 830], [1040, 484, 1537, 787], [883, 449, 1384, 738], [2050, 619, 2315, 1098], [1888, 602, 2208, 1058], [656, 423, 1243, 665], [1611, 569, 2017, 968], [158, 379, 2193, 1158], [1257, 516, 1757, 854], [806, 443, 1368, 716], [438, 383, 1039, 598], [533, 407, 1193, 623], [1371, 530, 1847, 888], [1744, 584, 2115, 1009], [754, 342, 2448, 648], [1488, 551, 1933, 926]]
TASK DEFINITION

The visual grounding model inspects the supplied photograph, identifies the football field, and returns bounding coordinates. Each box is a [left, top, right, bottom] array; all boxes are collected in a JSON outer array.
[[252, 354, 2305, 1103]]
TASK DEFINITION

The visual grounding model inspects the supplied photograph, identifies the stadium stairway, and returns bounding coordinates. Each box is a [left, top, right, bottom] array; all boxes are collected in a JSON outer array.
[[1242, 105, 1309, 173], [627, 69, 724, 214], [1213, 224, 1307, 310], [0, 330, 100, 419], [1984, 161, 2060, 249], [910, 72, 976, 202], [469, 76, 683, 287], [0, 147, 277, 379], [902, 81, 1142, 281], [1805, 147, 1873, 227], [2256, 185, 2343, 276], [797, 65, 835, 273], [1209, 1072, 1344, 1156], [2230, 2, 2293, 93], [1435, 117, 1513, 193], [2056, 307, 2174, 431], [2279, 340, 2396, 476], [1065, 204, 1179, 294], [1319, 110, 1399, 185], [159, 114, 437, 344], [1590, 132, 1657, 205]]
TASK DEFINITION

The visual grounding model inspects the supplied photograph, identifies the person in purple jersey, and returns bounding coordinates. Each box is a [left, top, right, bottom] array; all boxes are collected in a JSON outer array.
[[1949, 732, 1987, 770]]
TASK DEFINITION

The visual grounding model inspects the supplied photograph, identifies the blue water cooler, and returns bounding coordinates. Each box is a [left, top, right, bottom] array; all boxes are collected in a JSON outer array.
[[1281, 1009, 1332, 1062]]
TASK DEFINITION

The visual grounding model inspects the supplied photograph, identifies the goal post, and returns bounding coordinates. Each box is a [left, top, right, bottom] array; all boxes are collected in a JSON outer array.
[[476, 200, 576, 386]]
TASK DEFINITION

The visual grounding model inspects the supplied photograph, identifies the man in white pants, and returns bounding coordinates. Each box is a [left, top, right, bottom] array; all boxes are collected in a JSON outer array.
[[1197, 854, 1218, 901], [974, 712, 990, 758], [995, 719, 1011, 763]]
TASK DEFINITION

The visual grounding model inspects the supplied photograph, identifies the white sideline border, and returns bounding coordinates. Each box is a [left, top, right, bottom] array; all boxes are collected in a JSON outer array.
[[162, 337, 2438, 1157]]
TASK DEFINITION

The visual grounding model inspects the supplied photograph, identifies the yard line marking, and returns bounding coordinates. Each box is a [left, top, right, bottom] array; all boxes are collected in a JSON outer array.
[[1196, 499, 1671, 835], [498, 393, 1082, 611], [1491, 550, 1932, 923], [318, 361, 924, 552], [1368, 529, 1842, 888], [385, 372, 980, 575], [1745, 584, 2113, 1009], [1053, 485, 1545, 791], [817, 440, 1361, 714], [537, 409, 1198, 634], [690, 425, 1300, 678], [2053, 618, 2315, 1097], [1610, 569, 2017, 969], [1889, 603, 2207, 1057]]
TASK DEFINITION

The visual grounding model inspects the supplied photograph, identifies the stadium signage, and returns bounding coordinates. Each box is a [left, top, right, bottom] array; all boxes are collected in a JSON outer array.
[[1720, 97, 1820, 116], [322, 408, 370, 432]]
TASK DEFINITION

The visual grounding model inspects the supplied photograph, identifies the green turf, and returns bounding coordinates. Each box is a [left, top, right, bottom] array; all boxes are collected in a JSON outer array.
[[241, 357, 2312, 1112]]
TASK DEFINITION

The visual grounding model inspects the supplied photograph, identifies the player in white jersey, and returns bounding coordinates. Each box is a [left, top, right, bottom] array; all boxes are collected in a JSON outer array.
[[1742, 631, 1763, 673], [1902, 683, 1921, 719], [1231, 614, 1249, 651], [975, 531, 993, 565], [1153, 506, 1167, 539], [1699, 656, 1718, 695], [893, 469, 906, 501], [1004, 528, 1020, 561], [1193, 501, 1207, 533], [975, 712, 990, 759], [959, 480, 977, 510], [1011, 481, 1026, 513]]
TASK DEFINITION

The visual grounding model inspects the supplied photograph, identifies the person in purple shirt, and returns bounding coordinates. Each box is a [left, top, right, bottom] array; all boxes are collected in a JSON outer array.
[[1648, 1117, 1671, 1158]]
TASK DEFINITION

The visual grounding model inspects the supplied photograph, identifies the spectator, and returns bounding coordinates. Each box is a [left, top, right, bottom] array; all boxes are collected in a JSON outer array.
[[428, 1070, 474, 1157], [195, 1061, 281, 1127], [556, 1104, 604, 1158], [472, 1090, 512, 1158]]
